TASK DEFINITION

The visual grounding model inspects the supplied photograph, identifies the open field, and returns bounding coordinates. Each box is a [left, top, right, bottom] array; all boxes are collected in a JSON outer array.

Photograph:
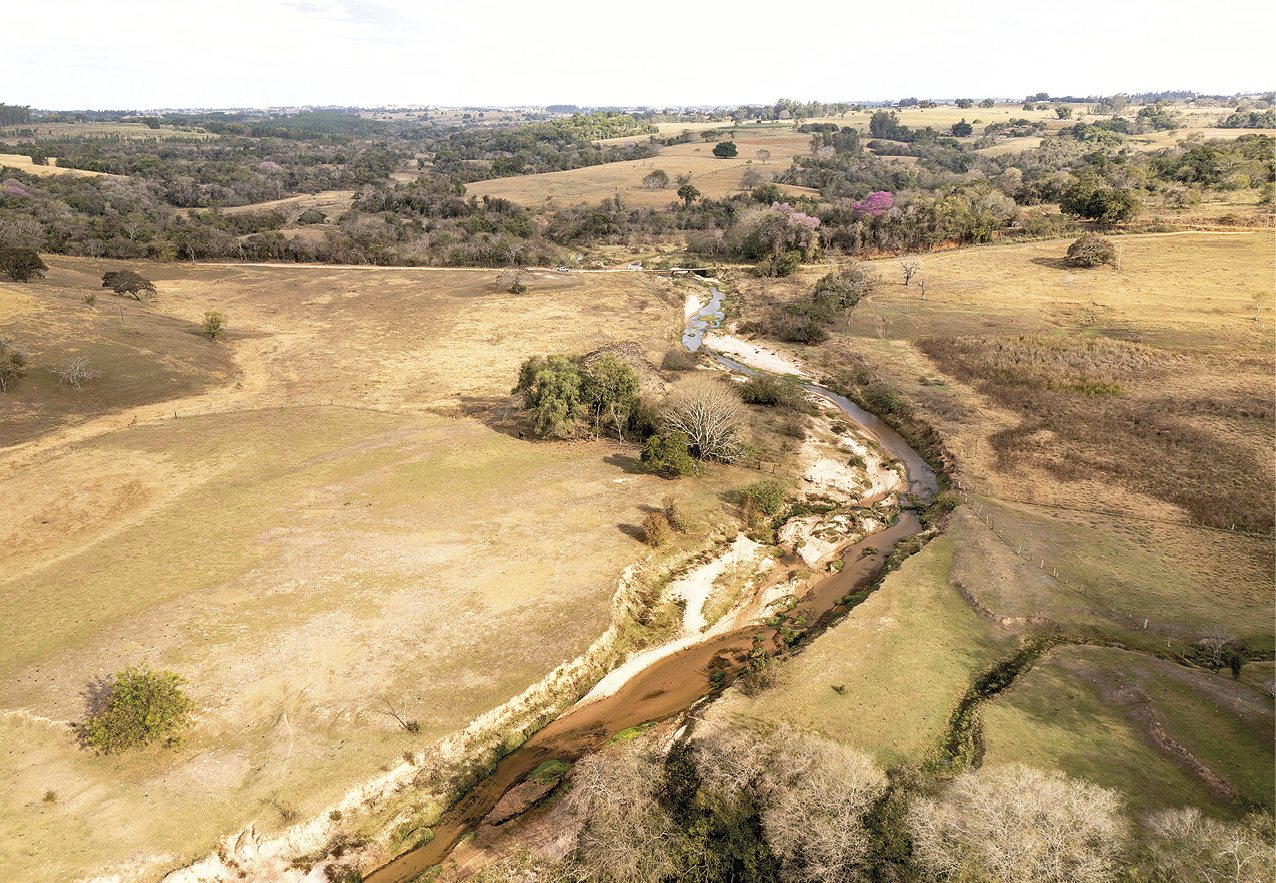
[[712, 523, 1013, 768], [721, 230, 1274, 816], [0, 154, 121, 179], [469, 128, 820, 208], [0, 258, 759, 881], [982, 643, 1275, 818]]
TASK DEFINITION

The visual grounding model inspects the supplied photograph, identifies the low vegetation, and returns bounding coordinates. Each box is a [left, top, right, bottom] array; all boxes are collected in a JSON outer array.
[[82, 664, 194, 753]]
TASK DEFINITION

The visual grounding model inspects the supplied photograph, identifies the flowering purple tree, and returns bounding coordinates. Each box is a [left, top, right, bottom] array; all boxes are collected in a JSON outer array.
[[851, 191, 893, 219]]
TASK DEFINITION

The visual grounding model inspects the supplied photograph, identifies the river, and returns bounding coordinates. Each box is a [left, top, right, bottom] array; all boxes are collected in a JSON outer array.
[[365, 300, 936, 882]]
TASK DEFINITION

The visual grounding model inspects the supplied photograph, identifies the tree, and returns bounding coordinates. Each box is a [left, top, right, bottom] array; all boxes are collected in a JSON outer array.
[[641, 431, 696, 477], [899, 257, 922, 286], [567, 736, 683, 883], [0, 336, 31, 392], [712, 141, 738, 158], [677, 183, 700, 209], [54, 355, 102, 389], [513, 354, 586, 438], [582, 354, 640, 440], [979, 98, 996, 109], [661, 374, 746, 464], [869, 110, 905, 139], [1060, 182, 1140, 226], [1057, 106, 1074, 119], [956, 98, 974, 109], [642, 169, 670, 190], [756, 149, 772, 164], [83, 664, 195, 753], [1140, 807, 1275, 883], [1065, 234, 1117, 268], [907, 764, 1127, 883], [101, 270, 157, 299], [952, 118, 973, 137], [202, 311, 226, 340], [0, 247, 47, 282], [812, 261, 877, 309]]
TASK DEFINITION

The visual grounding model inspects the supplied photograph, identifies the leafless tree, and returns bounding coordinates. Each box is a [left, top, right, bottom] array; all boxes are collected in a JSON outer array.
[[756, 149, 772, 165], [54, 355, 102, 389], [377, 692, 420, 733], [567, 737, 682, 883], [692, 722, 887, 883], [899, 257, 922, 286], [1202, 626, 1237, 670], [1142, 807, 1275, 883], [907, 763, 1127, 883], [661, 374, 746, 465]]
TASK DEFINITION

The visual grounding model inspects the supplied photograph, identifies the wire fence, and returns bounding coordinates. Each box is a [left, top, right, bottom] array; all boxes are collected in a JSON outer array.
[[954, 482, 1274, 697]]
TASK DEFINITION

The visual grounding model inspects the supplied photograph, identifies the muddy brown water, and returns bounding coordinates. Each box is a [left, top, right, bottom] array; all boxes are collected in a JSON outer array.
[[365, 353, 936, 883]]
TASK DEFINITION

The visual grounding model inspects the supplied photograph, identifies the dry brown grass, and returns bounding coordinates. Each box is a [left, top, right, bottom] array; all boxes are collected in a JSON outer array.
[[0, 257, 750, 882], [469, 128, 820, 209], [0, 153, 120, 179]]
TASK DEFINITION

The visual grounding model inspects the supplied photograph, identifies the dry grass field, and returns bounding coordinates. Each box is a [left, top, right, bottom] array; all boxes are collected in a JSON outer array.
[[0, 258, 754, 882], [469, 127, 820, 209], [720, 230, 1274, 817], [0, 154, 121, 179]]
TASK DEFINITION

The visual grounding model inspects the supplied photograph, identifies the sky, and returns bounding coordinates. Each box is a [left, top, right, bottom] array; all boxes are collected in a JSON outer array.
[[5, 0, 1272, 110]]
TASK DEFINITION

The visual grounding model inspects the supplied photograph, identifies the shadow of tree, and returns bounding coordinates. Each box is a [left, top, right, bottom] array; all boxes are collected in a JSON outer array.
[[1030, 257, 1075, 270], [604, 452, 647, 475], [618, 523, 649, 543]]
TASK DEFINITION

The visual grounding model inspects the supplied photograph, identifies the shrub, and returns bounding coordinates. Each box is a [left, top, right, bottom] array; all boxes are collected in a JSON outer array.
[[1065, 234, 1117, 268], [0, 336, 31, 393], [641, 431, 696, 477], [643, 511, 671, 547], [741, 479, 785, 516], [296, 207, 327, 225], [202, 311, 227, 340], [661, 347, 700, 371], [83, 664, 194, 753], [662, 494, 690, 532], [739, 375, 808, 409]]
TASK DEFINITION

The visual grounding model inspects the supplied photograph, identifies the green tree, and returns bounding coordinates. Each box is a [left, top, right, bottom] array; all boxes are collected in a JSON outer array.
[[956, 98, 974, 109], [641, 431, 696, 477], [979, 98, 995, 109], [83, 664, 195, 753], [952, 118, 973, 137], [0, 247, 47, 282], [1060, 182, 1140, 226], [712, 141, 738, 158], [102, 270, 157, 299], [582, 354, 640, 440], [513, 354, 587, 438], [678, 184, 701, 209], [1056, 106, 1073, 119], [202, 311, 226, 340]]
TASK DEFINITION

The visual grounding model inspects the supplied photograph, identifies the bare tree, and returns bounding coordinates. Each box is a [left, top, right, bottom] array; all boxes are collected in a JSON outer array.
[[756, 149, 772, 165], [0, 336, 30, 392], [54, 355, 102, 389], [661, 374, 747, 465], [377, 692, 420, 734], [567, 736, 682, 883], [1202, 626, 1237, 670], [907, 763, 1127, 883], [1142, 807, 1275, 883], [899, 257, 922, 286]]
